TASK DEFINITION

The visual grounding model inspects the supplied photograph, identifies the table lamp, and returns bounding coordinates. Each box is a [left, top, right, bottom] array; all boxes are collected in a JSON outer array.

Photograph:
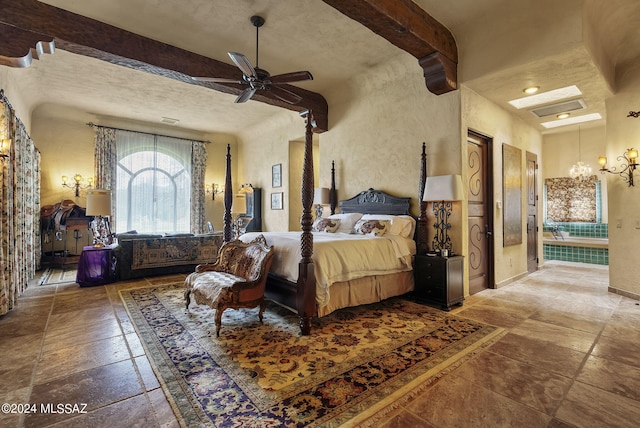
[[313, 187, 330, 218], [86, 189, 112, 247], [423, 175, 464, 254], [232, 194, 249, 238]]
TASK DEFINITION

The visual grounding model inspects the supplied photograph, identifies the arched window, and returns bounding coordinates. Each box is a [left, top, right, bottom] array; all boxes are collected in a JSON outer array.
[[116, 131, 191, 233]]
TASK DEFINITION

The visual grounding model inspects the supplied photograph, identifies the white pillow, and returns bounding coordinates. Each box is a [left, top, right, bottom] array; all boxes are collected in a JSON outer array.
[[312, 218, 341, 233], [328, 213, 363, 233], [360, 214, 415, 238]]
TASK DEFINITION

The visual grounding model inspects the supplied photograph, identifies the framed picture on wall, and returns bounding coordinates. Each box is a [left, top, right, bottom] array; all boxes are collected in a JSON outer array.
[[271, 192, 283, 210], [272, 163, 282, 188]]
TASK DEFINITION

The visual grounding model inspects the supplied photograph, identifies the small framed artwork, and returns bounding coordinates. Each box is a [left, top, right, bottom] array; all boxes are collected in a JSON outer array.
[[271, 192, 283, 210], [272, 163, 282, 188]]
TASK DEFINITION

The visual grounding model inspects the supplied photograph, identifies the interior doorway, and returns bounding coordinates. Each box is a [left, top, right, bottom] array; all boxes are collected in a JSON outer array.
[[467, 130, 494, 293], [526, 151, 538, 273]]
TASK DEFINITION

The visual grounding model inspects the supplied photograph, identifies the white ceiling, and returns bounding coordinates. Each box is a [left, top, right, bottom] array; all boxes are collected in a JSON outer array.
[[16, 0, 640, 136]]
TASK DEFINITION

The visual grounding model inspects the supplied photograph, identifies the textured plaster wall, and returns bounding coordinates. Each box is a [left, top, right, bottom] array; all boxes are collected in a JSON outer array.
[[236, 108, 307, 232], [605, 60, 640, 298], [462, 87, 543, 287], [456, 0, 584, 83], [0, 68, 32, 131]]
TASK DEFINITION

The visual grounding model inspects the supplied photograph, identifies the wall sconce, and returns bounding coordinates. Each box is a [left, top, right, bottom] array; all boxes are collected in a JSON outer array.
[[205, 183, 222, 200], [423, 174, 465, 255], [0, 138, 10, 159], [62, 173, 93, 197], [598, 148, 638, 187]]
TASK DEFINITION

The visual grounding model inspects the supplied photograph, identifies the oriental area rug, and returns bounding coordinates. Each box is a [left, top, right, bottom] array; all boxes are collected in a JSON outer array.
[[120, 283, 503, 427]]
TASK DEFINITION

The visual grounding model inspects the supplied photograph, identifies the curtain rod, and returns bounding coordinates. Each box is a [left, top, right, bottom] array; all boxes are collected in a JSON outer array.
[[86, 122, 210, 144], [0, 89, 16, 113]]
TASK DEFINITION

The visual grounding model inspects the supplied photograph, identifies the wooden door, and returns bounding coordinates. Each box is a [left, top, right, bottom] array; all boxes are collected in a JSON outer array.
[[526, 151, 538, 273], [467, 131, 494, 294]]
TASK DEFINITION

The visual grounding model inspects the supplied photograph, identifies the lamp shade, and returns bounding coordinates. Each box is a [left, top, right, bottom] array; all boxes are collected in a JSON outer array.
[[232, 194, 247, 214], [239, 183, 254, 194], [85, 189, 112, 216], [423, 175, 465, 202], [313, 187, 330, 205]]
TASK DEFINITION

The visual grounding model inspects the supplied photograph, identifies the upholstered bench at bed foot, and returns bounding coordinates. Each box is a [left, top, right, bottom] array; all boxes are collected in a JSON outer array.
[[183, 235, 274, 336]]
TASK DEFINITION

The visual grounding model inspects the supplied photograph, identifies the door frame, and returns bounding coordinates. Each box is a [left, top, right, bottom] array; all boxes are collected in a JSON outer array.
[[526, 151, 538, 273]]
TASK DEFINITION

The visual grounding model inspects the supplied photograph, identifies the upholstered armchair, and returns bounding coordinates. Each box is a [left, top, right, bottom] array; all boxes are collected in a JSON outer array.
[[184, 234, 274, 336]]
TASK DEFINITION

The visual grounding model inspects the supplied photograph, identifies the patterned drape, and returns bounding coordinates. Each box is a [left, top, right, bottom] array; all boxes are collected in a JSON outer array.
[[191, 141, 207, 234], [93, 126, 117, 229], [0, 91, 41, 315]]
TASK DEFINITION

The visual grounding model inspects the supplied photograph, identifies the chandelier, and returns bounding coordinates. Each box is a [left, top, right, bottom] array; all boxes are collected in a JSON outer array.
[[569, 125, 592, 181]]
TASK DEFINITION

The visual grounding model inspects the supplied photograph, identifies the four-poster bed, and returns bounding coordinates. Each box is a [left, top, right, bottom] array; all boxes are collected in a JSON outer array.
[[221, 111, 427, 335]]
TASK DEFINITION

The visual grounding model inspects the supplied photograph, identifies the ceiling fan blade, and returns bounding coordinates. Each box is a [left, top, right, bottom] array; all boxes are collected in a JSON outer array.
[[269, 71, 313, 84], [269, 85, 303, 104], [228, 52, 257, 78], [235, 87, 257, 103], [191, 76, 245, 84]]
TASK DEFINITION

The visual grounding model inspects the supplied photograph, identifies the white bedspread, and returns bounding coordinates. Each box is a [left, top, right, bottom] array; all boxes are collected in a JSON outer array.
[[239, 232, 416, 307]]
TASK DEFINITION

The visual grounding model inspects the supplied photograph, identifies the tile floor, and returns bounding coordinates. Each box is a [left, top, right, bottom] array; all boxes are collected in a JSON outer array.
[[1, 261, 639, 427]]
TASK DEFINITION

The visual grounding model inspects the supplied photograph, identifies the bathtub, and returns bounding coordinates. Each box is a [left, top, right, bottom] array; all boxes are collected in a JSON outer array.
[[543, 233, 608, 265]]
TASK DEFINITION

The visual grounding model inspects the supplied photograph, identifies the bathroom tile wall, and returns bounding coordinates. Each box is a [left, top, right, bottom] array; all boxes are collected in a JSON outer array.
[[543, 244, 609, 265]]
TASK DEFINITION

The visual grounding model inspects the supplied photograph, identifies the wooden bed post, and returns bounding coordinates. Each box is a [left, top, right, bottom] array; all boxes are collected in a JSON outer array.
[[330, 160, 337, 215], [223, 144, 233, 243], [297, 110, 317, 335], [416, 142, 429, 255]]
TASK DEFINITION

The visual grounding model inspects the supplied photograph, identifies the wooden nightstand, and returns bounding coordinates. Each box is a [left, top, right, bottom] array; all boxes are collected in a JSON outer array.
[[413, 254, 464, 310]]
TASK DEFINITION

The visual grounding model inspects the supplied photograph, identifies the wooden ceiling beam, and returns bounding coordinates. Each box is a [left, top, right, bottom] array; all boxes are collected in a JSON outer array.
[[0, 0, 329, 132], [0, 23, 54, 68], [322, 0, 458, 95]]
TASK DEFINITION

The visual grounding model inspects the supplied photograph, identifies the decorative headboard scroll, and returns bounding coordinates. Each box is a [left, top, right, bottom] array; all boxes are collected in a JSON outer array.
[[339, 188, 410, 215]]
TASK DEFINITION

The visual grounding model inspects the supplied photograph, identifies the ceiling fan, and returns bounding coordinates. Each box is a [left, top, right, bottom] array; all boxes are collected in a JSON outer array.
[[193, 15, 313, 104]]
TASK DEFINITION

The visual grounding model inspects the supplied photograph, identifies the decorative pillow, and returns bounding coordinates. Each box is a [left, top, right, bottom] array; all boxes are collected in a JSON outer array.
[[360, 214, 416, 238], [312, 218, 341, 233], [354, 219, 389, 236], [328, 213, 363, 233]]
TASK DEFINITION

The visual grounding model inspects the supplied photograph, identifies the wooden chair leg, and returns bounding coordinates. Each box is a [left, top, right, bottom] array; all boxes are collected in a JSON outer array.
[[215, 306, 224, 337], [258, 300, 266, 323], [184, 289, 191, 309]]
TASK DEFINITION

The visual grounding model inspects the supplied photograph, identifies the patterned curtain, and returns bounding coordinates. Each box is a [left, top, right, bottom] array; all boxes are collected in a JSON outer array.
[[191, 141, 207, 234], [0, 91, 41, 315], [93, 126, 117, 228]]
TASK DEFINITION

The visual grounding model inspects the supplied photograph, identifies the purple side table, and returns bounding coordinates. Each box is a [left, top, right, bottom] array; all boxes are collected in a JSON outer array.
[[76, 245, 117, 287]]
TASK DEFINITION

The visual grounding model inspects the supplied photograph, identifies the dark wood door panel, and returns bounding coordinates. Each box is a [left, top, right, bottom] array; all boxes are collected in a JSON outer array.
[[467, 131, 493, 294]]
